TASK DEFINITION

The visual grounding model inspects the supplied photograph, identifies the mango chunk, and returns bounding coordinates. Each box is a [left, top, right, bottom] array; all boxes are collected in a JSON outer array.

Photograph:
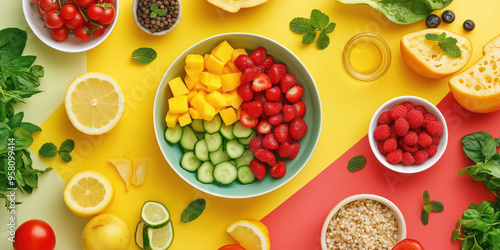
[[189, 108, 202, 119], [193, 82, 207, 91], [219, 107, 238, 125], [185, 54, 204, 77], [168, 95, 189, 113], [211, 40, 234, 64], [184, 74, 199, 90], [165, 111, 180, 128], [168, 77, 189, 97], [178, 112, 192, 127], [227, 61, 239, 73], [207, 74, 222, 92], [191, 92, 207, 112], [132, 158, 149, 187], [199, 71, 211, 86], [231, 48, 247, 62], [222, 93, 233, 106], [228, 89, 244, 109], [221, 72, 243, 92], [235, 107, 242, 121], [187, 90, 198, 103], [205, 54, 225, 75], [202, 103, 216, 121], [207, 91, 227, 108], [223, 64, 233, 74]]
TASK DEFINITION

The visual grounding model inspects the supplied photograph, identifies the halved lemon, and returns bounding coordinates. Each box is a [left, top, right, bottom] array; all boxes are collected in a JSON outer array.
[[65, 72, 125, 135], [207, 0, 269, 13], [63, 171, 114, 217], [227, 219, 270, 250]]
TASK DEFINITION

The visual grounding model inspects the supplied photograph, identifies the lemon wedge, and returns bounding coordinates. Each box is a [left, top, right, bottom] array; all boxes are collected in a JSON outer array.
[[227, 219, 270, 250]]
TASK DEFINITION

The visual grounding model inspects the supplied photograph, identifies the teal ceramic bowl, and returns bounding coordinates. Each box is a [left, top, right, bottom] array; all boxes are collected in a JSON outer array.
[[153, 33, 322, 198]]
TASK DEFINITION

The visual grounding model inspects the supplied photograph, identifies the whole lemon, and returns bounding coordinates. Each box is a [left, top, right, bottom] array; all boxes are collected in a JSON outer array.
[[82, 214, 130, 250]]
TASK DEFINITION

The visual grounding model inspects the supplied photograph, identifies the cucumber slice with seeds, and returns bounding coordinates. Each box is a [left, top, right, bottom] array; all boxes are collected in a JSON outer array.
[[194, 139, 209, 161], [203, 114, 222, 134], [164, 124, 183, 144], [209, 147, 230, 165], [141, 201, 170, 229], [180, 126, 198, 150], [237, 131, 256, 145], [213, 162, 238, 185], [197, 161, 215, 184], [191, 119, 205, 133], [180, 151, 201, 172], [220, 124, 235, 140], [237, 165, 256, 184], [205, 132, 222, 152], [232, 122, 253, 139], [235, 150, 255, 167], [225, 139, 245, 159]]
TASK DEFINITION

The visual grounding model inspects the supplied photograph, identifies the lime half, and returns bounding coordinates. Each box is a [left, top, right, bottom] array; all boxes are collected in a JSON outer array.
[[141, 201, 170, 229], [143, 221, 174, 250]]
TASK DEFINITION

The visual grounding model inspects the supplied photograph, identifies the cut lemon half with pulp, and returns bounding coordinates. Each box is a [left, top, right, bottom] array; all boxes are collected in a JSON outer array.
[[63, 171, 114, 217], [227, 219, 270, 250], [65, 72, 125, 135]]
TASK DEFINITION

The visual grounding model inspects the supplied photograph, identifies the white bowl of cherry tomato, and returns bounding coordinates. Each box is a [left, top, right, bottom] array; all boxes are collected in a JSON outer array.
[[23, 0, 119, 53]]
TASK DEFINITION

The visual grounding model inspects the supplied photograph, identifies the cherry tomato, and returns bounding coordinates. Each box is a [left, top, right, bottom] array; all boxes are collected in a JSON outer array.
[[99, 0, 115, 3], [392, 239, 424, 250], [74, 0, 95, 8], [87, 4, 104, 21], [38, 0, 59, 12], [61, 4, 77, 20], [13, 219, 56, 250], [218, 245, 246, 250], [91, 26, 106, 37], [97, 6, 115, 25], [51, 26, 69, 41], [44, 11, 64, 29], [74, 26, 90, 41], [64, 11, 84, 29]]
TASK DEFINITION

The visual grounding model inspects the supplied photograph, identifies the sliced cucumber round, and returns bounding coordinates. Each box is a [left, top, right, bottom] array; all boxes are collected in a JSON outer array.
[[237, 165, 256, 184], [164, 124, 183, 144], [141, 201, 171, 229], [203, 114, 222, 134], [194, 139, 209, 161], [214, 162, 238, 185], [180, 151, 202, 172], [191, 119, 205, 133], [197, 161, 215, 184]]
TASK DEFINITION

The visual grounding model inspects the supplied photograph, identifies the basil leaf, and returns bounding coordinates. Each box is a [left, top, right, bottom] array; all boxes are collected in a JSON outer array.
[[486, 177, 500, 191], [482, 137, 497, 162], [19, 122, 41, 134], [22, 173, 37, 189], [9, 55, 36, 70], [38, 143, 58, 158], [421, 210, 429, 225], [302, 30, 316, 45], [461, 238, 473, 250], [496, 138, 500, 147], [462, 132, 492, 163], [462, 219, 491, 232], [289, 17, 312, 34], [6, 112, 23, 128], [59, 139, 75, 153], [132, 48, 157, 64], [180, 198, 206, 223], [8, 128, 32, 152], [30, 65, 44, 77], [316, 31, 330, 50], [0, 28, 27, 59], [58, 152, 72, 163], [451, 228, 461, 241], [347, 155, 366, 172], [463, 209, 480, 219]]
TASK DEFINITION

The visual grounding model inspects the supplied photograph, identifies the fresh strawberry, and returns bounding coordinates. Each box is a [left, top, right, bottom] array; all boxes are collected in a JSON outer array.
[[254, 148, 276, 166], [278, 142, 291, 158], [279, 73, 296, 93], [249, 135, 263, 152], [252, 73, 272, 92], [257, 120, 272, 134], [247, 101, 263, 118], [253, 91, 267, 103], [274, 124, 289, 143], [241, 67, 258, 84], [269, 113, 283, 126], [282, 104, 297, 122], [240, 110, 258, 128], [265, 86, 281, 102], [286, 134, 294, 143], [293, 100, 306, 118], [237, 83, 254, 101], [262, 55, 274, 70], [240, 101, 251, 110], [286, 84, 304, 103], [268, 63, 287, 84], [263, 102, 283, 116], [270, 161, 286, 178], [255, 64, 267, 73], [251, 47, 266, 65], [234, 54, 254, 72], [289, 117, 307, 140], [249, 159, 266, 180], [262, 133, 279, 150], [288, 141, 300, 159]]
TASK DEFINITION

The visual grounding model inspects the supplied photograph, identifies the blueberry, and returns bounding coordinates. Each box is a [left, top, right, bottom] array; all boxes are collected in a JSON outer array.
[[463, 19, 475, 31], [442, 10, 455, 23], [426, 14, 441, 28]]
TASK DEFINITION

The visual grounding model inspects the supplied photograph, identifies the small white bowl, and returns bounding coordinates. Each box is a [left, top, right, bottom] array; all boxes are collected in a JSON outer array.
[[368, 96, 448, 174], [132, 0, 181, 36], [22, 0, 119, 53], [320, 194, 406, 250]]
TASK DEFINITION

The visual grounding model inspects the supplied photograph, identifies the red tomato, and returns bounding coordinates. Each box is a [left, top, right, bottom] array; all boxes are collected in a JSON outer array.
[[392, 239, 424, 250], [51, 26, 69, 41], [99, 0, 115, 3], [61, 4, 77, 20], [64, 11, 85, 29], [38, 0, 59, 12], [97, 6, 114, 24], [74, 26, 90, 41], [87, 4, 105, 21], [44, 11, 64, 29], [74, 0, 95, 8], [91, 26, 106, 37], [218, 245, 246, 250], [13, 220, 56, 250]]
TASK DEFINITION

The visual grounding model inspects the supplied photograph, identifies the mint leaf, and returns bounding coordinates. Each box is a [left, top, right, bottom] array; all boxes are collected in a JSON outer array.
[[423, 190, 430, 203], [430, 201, 444, 212], [39, 143, 57, 158], [151, 4, 159, 10], [323, 22, 336, 34], [59, 152, 72, 163], [132, 48, 157, 64], [156, 9, 168, 16], [316, 32, 330, 50], [150, 4, 167, 18], [289, 17, 312, 34], [310, 9, 329, 29], [150, 12, 157, 18], [302, 30, 316, 45], [59, 139, 75, 153], [181, 199, 206, 223], [425, 33, 443, 41], [347, 155, 366, 172], [424, 204, 432, 213], [421, 210, 429, 225], [439, 42, 461, 58]]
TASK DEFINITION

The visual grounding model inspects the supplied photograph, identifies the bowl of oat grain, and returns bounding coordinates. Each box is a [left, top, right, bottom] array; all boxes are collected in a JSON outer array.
[[320, 194, 406, 250]]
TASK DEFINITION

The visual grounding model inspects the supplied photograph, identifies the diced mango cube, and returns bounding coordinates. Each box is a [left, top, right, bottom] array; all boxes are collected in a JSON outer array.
[[168, 77, 189, 97], [222, 93, 233, 106], [235, 107, 242, 121], [178, 112, 192, 127], [185, 54, 204, 77], [221, 72, 242, 92], [187, 90, 197, 103], [207, 74, 222, 92], [228, 89, 244, 109], [202, 103, 216, 121], [227, 61, 239, 73], [189, 108, 202, 119], [191, 92, 207, 112], [193, 82, 207, 91], [184, 74, 199, 90], [204, 54, 210, 63], [231, 48, 247, 62], [211, 40, 234, 64], [165, 111, 180, 128], [205, 55, 224, 75], [206, 91, 227, 108], [223, 64, 233, 74], [199, 72, 211, 86], [168, 95, 188, 113], [219, 107, 238, 126]]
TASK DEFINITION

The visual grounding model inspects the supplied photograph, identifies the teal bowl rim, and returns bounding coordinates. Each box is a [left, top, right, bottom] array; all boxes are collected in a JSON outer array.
[[153, 32, 322, 198]]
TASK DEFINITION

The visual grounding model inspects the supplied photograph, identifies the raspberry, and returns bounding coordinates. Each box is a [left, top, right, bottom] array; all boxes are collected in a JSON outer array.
[[383, 138, 398, 153], [422, 113, 436, 128], [418, 132, 433, 147], [387, 149, 403, 164], [389, 105, 408, 120], [412, 127, 422, 135], [414, 105, 427, 114], [425, 144, 438, 157], [374, 125, 390, 140], [402, 152, 415, 165], [394, 118, 409, 136], [414, 150, 429, 164], [378, 111, 392, 125], [389, 125, 398, 138], [401, 102, 414, 112], [406, 110, 424, 128], [377, 141, 387, 155], [427, 121, 444, 136], [403, 131, 418, 145], [398, 137, 406, 149], [404, 144, 419, 153], [432, 136, 440, 145]]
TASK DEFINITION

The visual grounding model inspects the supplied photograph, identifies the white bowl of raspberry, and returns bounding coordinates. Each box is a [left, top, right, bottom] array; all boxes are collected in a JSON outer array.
[[368, 96, 448, 174]]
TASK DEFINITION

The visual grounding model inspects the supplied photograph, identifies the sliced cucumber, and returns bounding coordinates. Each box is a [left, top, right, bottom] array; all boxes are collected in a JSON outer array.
[[209, 147, 230, 165], [194, 139, 209, 161], [144, 221, 174, 250], [197, 161, 215, 184], [235, 150, 255, 167], [237, 131, 256, 145], [164, 124, 183, 144], [180, 126, 198, 151], [205, 132, 222, 152], [228, 160, 237, 166], [237, 165, 256, 184], [180, 151, 201, 172], [141, 201, 170, 229], [195, 132, 205, 140], [191, 119, 205, 133], [220, 124, 235, 140], [232, 122, 253, 139], [203, 114, 222, 134], [225, 139, 245, 159], [135, 220, 145, 249], [213, 162, 238, 185]]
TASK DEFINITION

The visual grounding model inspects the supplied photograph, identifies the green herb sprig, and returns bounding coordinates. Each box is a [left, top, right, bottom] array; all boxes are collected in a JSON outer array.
[[180, 198, 206, 223], [425, 32, 462, 58], [39, 139, 75, 163], [347, 155, 366, 172], [289, 9, 336, 50], [150, 4, 168, 18], [132, 47, 157, 64], [421, 190, 444, 225]]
